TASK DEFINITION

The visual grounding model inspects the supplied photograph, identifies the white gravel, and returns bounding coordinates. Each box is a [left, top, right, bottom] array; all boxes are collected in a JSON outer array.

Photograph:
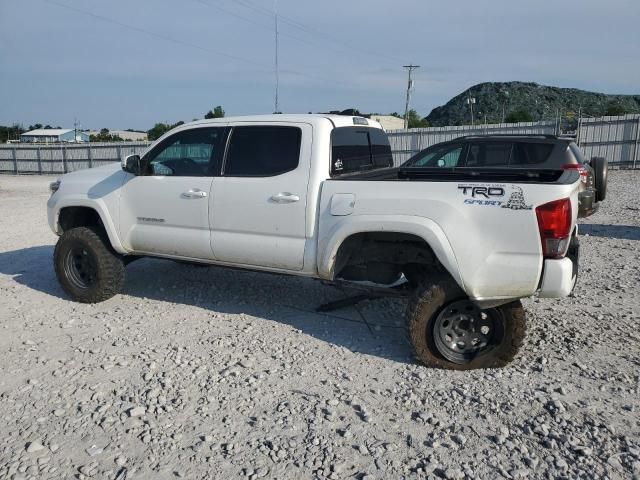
[[0, 172, 639, 479]]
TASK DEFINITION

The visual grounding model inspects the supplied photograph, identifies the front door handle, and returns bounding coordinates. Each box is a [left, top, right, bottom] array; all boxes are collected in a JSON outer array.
[[182, 189, 208, 199], [270, 192, 300, 204]]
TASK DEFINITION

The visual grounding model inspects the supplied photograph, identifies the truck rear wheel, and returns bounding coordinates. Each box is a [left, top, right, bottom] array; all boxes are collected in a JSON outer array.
[[406, 279, 525, 369], [54, 227, 125, 303]]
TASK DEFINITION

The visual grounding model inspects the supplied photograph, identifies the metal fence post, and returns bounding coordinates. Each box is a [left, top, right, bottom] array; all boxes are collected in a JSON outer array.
[[633, 115, 640, 168], [12, 147, 18, 174], [62, 145, 67, 173], [36, 147, 42, 174], [88, 144, 93, 169], [117, 145, 122, 164]]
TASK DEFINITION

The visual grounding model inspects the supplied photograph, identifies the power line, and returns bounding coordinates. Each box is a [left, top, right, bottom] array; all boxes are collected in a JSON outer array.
[[44, 0, 357, 91], [231, 0, 408, 64], [44, 0, 273, 71], [192, 0, 385, 66]]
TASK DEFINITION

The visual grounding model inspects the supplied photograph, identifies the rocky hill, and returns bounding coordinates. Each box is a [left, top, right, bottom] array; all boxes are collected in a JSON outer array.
[[425, 81, 640, 126]]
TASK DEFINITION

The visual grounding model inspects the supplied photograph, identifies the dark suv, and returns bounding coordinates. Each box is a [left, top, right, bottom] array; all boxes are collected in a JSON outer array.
[[402, 135, 607, 217]]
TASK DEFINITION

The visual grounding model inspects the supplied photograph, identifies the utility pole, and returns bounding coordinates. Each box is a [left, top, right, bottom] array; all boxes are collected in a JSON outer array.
[[403, 64, 420, 129], [466, 94, 476, 126], [273, 0, 280, 114], [501, 90, 509, 124], [74, 118, 78, 143]]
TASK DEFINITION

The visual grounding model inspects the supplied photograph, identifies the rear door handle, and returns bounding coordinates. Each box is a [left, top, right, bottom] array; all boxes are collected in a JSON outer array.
[[182, 189, 208, 199], [270, 192, 300, 204]]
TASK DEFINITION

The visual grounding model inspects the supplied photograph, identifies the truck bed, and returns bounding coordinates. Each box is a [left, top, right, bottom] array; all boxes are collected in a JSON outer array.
[[331, 166, 579, 184], [318, 169, 580, 301]]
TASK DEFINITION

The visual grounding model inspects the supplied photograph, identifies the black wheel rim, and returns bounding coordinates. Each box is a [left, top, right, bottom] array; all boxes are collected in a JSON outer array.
[[63, 247, 98, 289], [432, 300, 504, 364]]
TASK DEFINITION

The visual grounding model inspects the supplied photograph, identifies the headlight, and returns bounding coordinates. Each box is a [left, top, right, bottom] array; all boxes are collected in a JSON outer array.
[[49, 179, 61, 194]]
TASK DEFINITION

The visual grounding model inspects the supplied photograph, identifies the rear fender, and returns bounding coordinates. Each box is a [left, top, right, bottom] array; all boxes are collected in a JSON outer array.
[[317, 215, 465, 291]]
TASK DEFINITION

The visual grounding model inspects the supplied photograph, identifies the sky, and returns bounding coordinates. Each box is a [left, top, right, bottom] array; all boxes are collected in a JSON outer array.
[[1, 0, 639, 131]]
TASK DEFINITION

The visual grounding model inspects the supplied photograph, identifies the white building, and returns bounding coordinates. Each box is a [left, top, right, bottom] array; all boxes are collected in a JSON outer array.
[[87, 130, 148, 141], [369, 115, 406, 131], [20, 129, 89, 143]]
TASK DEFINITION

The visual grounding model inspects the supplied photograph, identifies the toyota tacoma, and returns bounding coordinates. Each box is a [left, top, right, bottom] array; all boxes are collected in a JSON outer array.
[[48, 115, 582, 370]]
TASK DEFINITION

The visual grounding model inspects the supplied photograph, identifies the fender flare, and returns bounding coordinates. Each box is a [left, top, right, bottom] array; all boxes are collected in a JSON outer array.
[[50, 196, 128, 255], [317, 214, 465, 291]]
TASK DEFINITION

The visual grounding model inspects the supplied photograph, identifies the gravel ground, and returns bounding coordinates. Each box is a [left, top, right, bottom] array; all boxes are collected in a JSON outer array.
[[0, 172, 639, 480]]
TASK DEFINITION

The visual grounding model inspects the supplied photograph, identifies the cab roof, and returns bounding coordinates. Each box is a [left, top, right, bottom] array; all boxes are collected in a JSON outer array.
[[185, 114, 383, 130]]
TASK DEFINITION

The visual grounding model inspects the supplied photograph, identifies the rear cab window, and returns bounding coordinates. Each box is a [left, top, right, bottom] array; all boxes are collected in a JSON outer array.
[[331, 127, 393, 176]]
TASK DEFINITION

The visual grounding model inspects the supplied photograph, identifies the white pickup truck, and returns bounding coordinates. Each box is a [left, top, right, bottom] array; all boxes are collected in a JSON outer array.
[[47, 114, 581, 370]]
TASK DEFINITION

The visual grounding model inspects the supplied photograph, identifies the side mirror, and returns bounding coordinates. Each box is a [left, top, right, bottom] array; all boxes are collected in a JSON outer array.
[[122, 154, 143, 175]]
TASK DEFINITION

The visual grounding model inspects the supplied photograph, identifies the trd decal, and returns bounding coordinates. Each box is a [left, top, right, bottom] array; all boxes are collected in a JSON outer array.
[[137, 217, 166, 223], [501, 186, 532, 210], [460, 184, 532, 210], [458, 185, 505, 198]]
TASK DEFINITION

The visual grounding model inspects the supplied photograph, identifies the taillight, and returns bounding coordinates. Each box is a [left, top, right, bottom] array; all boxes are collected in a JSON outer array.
[[536, 198, 572, 259], [562, 163, 588, 184]]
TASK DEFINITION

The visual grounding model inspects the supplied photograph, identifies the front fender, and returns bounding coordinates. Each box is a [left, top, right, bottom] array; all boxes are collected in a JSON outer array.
[[317, 214, 465, 292], [47, 195, 128, 255]]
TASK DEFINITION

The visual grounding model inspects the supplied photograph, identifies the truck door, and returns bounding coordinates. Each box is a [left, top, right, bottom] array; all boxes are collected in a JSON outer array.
[[210, 123, 311, 270], [119, 126, 227, 259]]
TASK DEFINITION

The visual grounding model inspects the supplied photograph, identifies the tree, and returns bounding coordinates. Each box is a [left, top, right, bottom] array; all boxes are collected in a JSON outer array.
[[89, 128, 123, 142], [147, 121, 184, 141], [0, 123, 25, 143], [204, 105, 225, 119], [28, 123, 43, 131], [505, 109, 533, 123], [605, 102, 627, 116], [407, 109, 430, 128]]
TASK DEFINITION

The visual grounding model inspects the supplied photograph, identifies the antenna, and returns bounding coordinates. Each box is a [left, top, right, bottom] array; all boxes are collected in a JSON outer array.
[[274, 0, 280, 113]]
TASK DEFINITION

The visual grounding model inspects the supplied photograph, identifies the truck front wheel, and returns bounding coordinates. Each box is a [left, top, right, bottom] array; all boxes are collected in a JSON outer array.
[[54, 227, 125, 303], [406, 280, 525, 369]]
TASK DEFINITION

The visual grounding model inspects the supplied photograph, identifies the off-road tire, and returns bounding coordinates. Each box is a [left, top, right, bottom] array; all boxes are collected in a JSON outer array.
[[54, 227, 125, 303], [406, 278, 526, 370]]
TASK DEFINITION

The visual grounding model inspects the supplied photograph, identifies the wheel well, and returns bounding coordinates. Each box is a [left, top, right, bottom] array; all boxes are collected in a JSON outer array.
[[58, 207, 103, 232], [333, 232, 444, 285]]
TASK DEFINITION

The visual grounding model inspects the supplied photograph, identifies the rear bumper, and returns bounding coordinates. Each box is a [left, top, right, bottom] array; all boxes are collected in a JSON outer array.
[[538, 257, 575, 298]]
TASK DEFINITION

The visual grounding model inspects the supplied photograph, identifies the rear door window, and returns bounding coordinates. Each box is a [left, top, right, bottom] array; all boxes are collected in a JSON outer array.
[[224, 126, 301, 177], [331, 127, 392, 175]]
